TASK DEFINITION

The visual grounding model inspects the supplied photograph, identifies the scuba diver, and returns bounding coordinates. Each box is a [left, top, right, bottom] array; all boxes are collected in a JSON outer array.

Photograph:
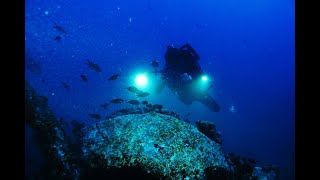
[[156, 43, 220, 112]]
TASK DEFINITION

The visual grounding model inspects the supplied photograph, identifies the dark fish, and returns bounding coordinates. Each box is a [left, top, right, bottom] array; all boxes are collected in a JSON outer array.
[[127, 100, 140, 105], [53, 24, 66, 34], [126, 86, 143, 94], [80, 74, 88, 82], [108, 74, 120, 80], [110, 98, 124, 104], [136, 92, 150, 97], [54, 35, 62, 41], [86, 59, 102, 72], [126, 86, 138, 92], [142, 100, 148, 105], [88, 113, 101, 119], [61, 82, 70, 90], [151, 60, 159, 68], [100, 103, 109, 109]]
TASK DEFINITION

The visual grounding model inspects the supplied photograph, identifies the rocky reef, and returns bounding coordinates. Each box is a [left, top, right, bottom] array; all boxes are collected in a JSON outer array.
[[81, 112, 229, 179], [25, 81, 279, 180], [25, 81, 80, 179], [195, 120, 223, 145]]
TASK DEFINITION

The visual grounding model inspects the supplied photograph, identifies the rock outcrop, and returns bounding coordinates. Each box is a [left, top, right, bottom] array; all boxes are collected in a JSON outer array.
[[82, 112, 229, 179]]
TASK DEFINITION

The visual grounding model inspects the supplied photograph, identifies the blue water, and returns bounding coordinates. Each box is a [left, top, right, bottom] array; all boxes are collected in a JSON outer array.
[[25, 0, 295, 179]]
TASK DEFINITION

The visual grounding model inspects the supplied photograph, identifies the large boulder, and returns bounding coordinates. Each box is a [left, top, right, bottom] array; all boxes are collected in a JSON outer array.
[[82, 112, 229, 179]]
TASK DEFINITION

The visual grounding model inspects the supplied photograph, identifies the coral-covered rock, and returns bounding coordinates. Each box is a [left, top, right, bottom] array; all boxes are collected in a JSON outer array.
[[82, 112, 229, 179]]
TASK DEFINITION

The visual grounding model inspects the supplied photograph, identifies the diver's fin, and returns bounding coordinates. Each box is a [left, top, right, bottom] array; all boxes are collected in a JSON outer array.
[[198, 95, 220, 112]]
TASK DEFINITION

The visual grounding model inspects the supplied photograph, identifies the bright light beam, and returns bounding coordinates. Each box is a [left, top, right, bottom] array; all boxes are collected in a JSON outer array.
[[135, 74, 148, 87], [201, 75, 208, 82]]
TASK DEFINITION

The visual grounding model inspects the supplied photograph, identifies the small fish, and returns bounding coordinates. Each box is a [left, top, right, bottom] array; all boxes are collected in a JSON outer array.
[[61, 81, 70, 90], [54, 35, 62, 41], [53, 24, 66, 34], [110, 98, 124, 104], [108, 74, 120, 80], [80, 74, 88, 82], [126, 86, 138, 93], [88, 113, 101, 119], [86, 59, 102, 72], [142, 100, 148, 105], [126, 86, 143, 94], [126, 100, 140, 105], [100, 103, 109, 109], [136, 92, 150, 97]]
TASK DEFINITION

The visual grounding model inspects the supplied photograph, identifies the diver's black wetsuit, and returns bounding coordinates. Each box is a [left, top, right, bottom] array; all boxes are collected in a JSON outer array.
[[161, 43, 220, 112]]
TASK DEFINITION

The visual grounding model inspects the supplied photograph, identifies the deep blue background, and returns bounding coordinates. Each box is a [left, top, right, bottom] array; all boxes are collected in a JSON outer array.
[[25, 0, 295, 179]]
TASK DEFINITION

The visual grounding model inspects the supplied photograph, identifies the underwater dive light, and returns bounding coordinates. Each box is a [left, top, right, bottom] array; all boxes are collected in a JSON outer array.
[[135, 74, 148, 88], [196, 74, 212, 91], [201, 75, 208, 82]]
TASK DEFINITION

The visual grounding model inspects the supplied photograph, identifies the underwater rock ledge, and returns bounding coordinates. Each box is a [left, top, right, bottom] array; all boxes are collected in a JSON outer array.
[[81, 112, 229, 179], [25, 81, 79, 179], [25, 81, 279, 180]]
